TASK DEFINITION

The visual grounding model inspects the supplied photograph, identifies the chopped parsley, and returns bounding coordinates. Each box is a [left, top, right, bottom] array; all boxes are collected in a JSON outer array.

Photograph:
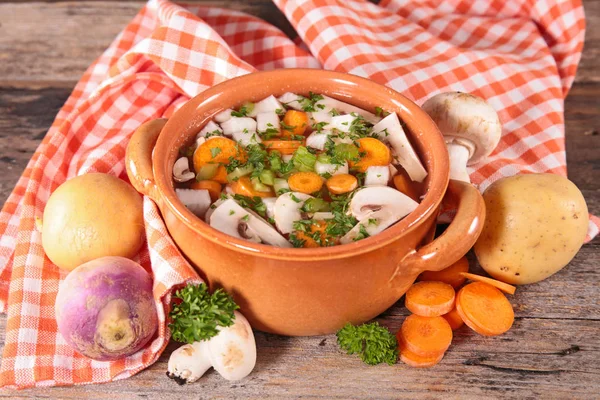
[[232, 194, 268, 219], [231, 102, 254, 117], [241, 214, 250, 222], [300, 92, 325, 112], [210, 147, 222, 158], [353, 224, 371, 241]]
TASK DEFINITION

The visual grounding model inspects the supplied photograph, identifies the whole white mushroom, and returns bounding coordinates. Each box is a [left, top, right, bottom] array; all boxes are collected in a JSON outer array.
[[422, 92, 502, 183]]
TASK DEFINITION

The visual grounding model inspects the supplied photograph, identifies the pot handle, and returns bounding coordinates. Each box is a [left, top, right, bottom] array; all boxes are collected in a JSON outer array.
[[390, 180, 486, 285], [125, 118, 168, 202]]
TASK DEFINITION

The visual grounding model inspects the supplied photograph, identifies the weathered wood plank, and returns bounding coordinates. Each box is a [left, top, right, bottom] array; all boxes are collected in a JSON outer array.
[[0, 316, 597, 399], [0, 0, 598, 85]]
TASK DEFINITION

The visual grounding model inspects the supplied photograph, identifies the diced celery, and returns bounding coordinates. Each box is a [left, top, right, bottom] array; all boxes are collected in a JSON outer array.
[[227, 165, 254, 182], [317, 153, 332, 164], [196, 164, 219, 181], [302, 198, 330, 213], [333, 143, 360, 161], [292, 146, 317, 172], [259, 169, 275, 186], [273, 178, 290, 195], [251, 177, 272, 193]]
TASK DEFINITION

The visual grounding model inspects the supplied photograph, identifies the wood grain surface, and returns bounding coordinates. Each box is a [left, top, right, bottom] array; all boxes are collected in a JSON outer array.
[[0, 1, 598, 399]]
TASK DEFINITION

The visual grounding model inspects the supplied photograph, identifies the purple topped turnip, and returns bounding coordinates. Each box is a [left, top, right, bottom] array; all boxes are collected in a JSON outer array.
[[55, 256, 158, 361]]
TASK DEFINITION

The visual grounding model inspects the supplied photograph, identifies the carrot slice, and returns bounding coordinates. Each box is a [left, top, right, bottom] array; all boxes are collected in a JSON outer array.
[[292, 220, 329, 248], [263, 140, 303, 155], [281, 110, 309, 138], [325, 174, 358, 195], [405, 281, 456, 317], [288, 172, 323, 194], [398, 314, 453, 357], [442, 308, 464, 330], [460, 273, 516, 295], [418, 257, 469, 288], [393, 169, 422, 202], [230, 176, 274, 198], [190, 180, 222, 202], [455, 282, 514, 337], [349, 137, 391, 172], [399, 346, 445, 368], [193, 137, 246, 175]]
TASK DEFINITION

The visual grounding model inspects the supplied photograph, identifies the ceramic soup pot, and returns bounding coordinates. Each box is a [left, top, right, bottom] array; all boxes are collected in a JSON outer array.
[[126, 69, 485, 336]]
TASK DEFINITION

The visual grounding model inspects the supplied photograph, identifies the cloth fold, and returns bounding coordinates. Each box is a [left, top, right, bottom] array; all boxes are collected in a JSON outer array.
[[0, 0, 595, 389]]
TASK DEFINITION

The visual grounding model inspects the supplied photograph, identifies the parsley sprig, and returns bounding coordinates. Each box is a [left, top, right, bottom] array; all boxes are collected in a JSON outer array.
[[168, 283, 239, 344], [336, 322, 398, 365]]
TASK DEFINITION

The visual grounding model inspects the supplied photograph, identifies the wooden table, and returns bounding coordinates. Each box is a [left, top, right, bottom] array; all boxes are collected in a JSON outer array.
[[0, 1, 598, 398]]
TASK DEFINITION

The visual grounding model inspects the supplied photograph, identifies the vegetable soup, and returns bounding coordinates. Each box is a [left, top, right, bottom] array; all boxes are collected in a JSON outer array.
[[172, 92, 427, 248]]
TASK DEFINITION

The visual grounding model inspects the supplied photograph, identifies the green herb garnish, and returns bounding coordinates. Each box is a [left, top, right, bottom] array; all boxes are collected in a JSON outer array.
[[336, 322, 398, 366], [169, 283, 239, 344], [210, 147, 222, 158]]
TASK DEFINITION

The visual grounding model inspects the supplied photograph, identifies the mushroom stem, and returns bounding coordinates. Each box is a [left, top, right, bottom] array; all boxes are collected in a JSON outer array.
[[167, 311, 256, 384], [447, 143, 471, 183]]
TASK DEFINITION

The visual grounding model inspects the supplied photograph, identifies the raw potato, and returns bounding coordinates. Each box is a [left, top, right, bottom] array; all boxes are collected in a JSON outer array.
[[42, 173, 145, 271], [474, 174, 589, 285]]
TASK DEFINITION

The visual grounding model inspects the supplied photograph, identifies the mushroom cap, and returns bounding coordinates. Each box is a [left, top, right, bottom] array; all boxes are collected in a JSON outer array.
[[422, 92, 501, 165], [273, 192, 312, 234], [349, 186, 418, 221], [207, 311, 257, 381]]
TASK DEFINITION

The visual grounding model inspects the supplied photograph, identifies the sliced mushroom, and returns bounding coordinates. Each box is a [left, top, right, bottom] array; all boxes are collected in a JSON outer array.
[[173, 157, 196, 182], [214, 109, 234, 123], [340, 209, 398, 244], [422, 92, 502, 183], [273, 192, 312, 234], [261, 197, 277, 220], [249, 95, 283, 117], [176, 188, 212, 218], [220, 117, 257, 137], [277, 92, 305, 111], [314, 95, 381, 124], [349, 186, 418, 221], [205, 195, 230, 223], [315, 160, 348, 176], [256, 111, 280, 134], [364, 166, 390, 186], [371, 112, 427, 183], [198, 120, 223, 138], [209, 199, 291, 247]]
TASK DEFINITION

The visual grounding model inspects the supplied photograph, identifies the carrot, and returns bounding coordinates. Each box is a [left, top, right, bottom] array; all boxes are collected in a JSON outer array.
[[393, 169, 423, 202], [398, 314, 453, 357], [349, 137, 391, 172], [459, 273, 516, 295], [190, 180, 222, 202], [263, 140, 304, 155], [193, 137, 246, 179], [418, 256, 469, 288], [211, 166, 229, 184], [399, 346, 445, 368], [405, 281, 456, 317], [455, 282, 514, 337], [281, 110, 309, 138], [325, 174, 358, 195], [442, 308, 464, 330], [292, 220, 329, 248], [230, 176, 274, 198], [288, 172, 323, 194]]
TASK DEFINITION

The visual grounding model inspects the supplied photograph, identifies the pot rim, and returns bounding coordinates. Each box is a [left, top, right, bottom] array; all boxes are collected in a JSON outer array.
[[153, 69, 449, 261]]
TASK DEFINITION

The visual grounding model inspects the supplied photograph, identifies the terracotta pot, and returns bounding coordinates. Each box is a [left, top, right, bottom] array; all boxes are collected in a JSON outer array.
[[126, 69, 485, 336]]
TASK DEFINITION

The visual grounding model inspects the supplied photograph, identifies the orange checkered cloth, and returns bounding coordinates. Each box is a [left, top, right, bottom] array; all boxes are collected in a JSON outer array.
[[0, 0, 596, 389]]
